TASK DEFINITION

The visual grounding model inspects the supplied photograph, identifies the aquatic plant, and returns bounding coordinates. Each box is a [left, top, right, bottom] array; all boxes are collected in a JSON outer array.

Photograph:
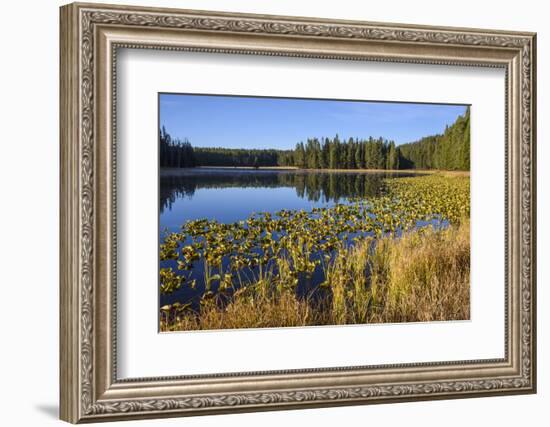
[[160, 219, 470, 330]]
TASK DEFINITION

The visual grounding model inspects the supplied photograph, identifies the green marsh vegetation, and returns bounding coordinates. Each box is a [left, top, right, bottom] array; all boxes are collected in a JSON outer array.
[[159, 173, 470, 331]]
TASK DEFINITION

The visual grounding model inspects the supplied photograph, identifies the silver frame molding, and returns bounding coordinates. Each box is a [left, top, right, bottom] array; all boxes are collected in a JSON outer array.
[[60, 2, 537, 423]]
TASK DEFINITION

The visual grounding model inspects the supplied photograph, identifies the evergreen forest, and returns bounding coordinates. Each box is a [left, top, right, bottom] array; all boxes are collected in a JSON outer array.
[[159, 107, 470, 171]]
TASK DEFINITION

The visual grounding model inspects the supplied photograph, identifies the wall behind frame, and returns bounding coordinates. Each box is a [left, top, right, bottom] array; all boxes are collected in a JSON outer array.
[[0, 0, 544, 426]]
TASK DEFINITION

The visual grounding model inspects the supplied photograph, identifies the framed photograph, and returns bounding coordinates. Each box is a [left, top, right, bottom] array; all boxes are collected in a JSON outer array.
[[60, 2, 537, 423]]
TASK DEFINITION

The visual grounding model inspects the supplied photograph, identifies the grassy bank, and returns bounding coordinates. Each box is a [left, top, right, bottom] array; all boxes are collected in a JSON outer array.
[[160, 218, 470, 331]]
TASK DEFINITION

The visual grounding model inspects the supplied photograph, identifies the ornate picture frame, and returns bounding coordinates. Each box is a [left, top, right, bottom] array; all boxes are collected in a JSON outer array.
[[60, 2, 536, 423]]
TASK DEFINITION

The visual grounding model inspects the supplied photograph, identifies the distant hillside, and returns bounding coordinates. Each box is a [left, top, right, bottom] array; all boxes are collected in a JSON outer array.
[[399, 107, 470, 171]]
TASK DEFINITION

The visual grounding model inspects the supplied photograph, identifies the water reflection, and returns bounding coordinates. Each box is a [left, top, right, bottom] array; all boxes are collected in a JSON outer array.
[[160, 168, 413, 215]]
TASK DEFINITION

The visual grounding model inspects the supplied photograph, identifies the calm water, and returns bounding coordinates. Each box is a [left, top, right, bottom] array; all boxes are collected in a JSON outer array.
[[159, 168, 418, 231], [159, 168, 422, 308]]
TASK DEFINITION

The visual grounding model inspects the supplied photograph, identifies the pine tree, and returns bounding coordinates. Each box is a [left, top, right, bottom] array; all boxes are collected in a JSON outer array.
[[355, 142, 363, 169], [347, 138, 355, 169], [294, 142, 306, 168], [386, 141, 398, 170], [330, 135, 341, 169]]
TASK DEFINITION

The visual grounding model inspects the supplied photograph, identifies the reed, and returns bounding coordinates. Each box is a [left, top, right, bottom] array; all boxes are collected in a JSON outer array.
[[160, 219, 470, 331]]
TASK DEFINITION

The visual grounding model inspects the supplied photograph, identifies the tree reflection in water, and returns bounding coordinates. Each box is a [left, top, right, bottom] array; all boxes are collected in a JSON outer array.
[[160, 168, 415, 214]]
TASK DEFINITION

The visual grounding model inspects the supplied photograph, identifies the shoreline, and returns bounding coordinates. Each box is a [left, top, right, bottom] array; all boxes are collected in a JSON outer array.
[[161, 166, 470, 177]]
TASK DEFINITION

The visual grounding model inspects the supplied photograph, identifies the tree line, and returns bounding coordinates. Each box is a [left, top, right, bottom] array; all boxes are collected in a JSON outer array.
[[159, 107, 470, 170], [193, 147, 291, 168], [398, 107, 470, 170], [160, 126, 196, 168], [285, 136, 400, 170]]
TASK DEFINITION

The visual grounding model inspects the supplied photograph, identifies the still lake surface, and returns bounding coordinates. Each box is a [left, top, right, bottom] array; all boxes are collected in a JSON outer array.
[[159, 168, 421, 307], [159, 168, 418, 231]]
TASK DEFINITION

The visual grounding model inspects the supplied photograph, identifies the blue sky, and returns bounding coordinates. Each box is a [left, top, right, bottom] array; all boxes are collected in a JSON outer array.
[[160, 93, 467, 149]]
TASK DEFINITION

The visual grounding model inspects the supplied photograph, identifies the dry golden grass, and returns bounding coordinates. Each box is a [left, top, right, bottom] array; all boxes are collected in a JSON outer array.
[[161, 220, 470, 332], [166, 290, 330, 331], [367, 219, 470, 323]]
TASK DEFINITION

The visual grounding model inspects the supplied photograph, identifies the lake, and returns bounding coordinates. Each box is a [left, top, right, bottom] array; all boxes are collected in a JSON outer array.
[[159, 168, 420, 231], [159, 168, 421, 308]]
